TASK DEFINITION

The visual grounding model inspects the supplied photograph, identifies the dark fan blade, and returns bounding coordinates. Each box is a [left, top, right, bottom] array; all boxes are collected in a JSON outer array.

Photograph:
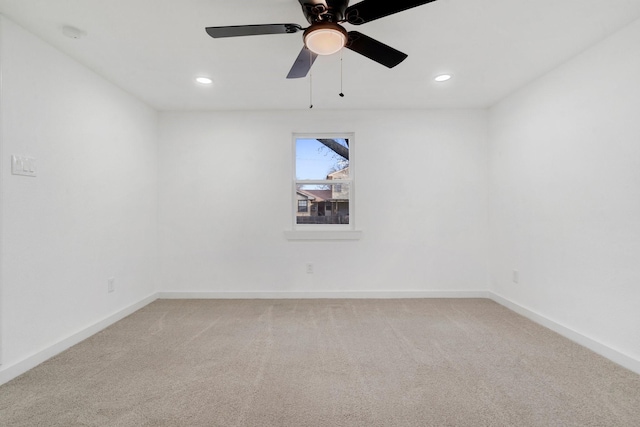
[[287, 47, 318, 79], [205, 24, 302, 38], [346, 0, 437, 25], [346, 31, 407, 68]]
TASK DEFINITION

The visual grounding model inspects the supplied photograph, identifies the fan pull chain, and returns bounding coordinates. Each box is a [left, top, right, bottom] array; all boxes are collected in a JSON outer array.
[[309, 49, 314, 109], [339, 50, 345, 98], [309, 70, 313, 109]]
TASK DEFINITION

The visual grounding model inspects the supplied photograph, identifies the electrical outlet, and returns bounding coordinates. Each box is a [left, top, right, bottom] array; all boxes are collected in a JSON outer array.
[[306, 263, 314, 274], [512, 270, 519, 284], [108, 277, 115, 293]]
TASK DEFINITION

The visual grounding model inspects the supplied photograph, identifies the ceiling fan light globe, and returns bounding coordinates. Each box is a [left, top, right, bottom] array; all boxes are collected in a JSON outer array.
[[304, 24, 347, 56]]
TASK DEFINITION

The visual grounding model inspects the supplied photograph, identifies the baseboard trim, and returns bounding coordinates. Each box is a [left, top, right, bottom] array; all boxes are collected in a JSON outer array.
[[489, 292, 640, 375], [0, 293, 158, 386], [158, 290, 491, 299]]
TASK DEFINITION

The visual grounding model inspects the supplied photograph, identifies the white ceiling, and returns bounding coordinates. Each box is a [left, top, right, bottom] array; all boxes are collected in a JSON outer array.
[[1, 0, 639, 111]]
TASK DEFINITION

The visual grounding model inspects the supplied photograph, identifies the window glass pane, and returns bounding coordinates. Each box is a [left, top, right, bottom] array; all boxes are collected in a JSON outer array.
[[296, 183, 350, 225], [296, 138, 349, 180]]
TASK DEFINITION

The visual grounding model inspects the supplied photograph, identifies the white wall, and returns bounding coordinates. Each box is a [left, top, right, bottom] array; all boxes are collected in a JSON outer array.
[[158, 110, 489, 295], [489, 19, 640, 361], [0, 17, 158, 370]]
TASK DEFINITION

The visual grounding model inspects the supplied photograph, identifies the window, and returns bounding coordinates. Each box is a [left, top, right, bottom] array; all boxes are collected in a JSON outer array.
[[292, 134, 354, 231]]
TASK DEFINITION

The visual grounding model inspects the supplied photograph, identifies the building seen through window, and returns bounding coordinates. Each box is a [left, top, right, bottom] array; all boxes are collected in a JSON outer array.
[[294, 136, 352, 227]]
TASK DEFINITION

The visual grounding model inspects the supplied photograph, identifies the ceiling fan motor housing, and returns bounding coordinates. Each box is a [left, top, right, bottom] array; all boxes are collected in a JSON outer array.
[[299, 0, 349, 24]]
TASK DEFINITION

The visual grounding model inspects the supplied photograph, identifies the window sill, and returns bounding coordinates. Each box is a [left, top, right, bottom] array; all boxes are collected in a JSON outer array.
[[284, 230, 363, 241]]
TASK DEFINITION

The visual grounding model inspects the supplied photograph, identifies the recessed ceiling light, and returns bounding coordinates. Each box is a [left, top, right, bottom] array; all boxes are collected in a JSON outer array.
[[434, 74, 452, 82], [195, 77, 213, 85]]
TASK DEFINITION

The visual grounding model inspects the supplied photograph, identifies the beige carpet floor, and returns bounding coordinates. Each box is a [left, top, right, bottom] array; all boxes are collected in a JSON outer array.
[[1, 298, 639, 426]]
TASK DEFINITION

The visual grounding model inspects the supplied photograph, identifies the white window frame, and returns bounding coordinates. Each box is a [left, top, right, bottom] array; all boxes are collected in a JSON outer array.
[[285, 132, 362, 240]]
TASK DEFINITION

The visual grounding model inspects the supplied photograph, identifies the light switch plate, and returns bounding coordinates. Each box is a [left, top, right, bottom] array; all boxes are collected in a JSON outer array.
[[11, 155, 37, 177]]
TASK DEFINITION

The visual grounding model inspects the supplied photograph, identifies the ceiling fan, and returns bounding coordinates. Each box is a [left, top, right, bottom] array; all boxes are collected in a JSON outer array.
[[205, 0, 438, 79]]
